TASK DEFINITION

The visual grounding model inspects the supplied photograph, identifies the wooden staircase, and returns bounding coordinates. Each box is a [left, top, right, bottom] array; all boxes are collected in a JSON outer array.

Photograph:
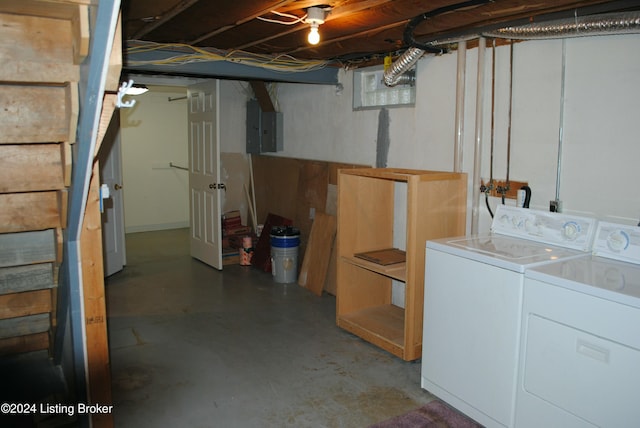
[[0, 1, 121, 426], [0, 0, 88, 360]]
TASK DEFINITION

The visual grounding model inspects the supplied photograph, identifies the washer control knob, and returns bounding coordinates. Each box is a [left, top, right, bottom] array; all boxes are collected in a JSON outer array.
[[524, 218, 537, 233], [562, 221, 580, 241], [606, 230, 630, 252]]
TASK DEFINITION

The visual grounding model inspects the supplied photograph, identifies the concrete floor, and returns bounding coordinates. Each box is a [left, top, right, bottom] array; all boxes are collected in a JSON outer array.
[[106, 228, 434, 427]]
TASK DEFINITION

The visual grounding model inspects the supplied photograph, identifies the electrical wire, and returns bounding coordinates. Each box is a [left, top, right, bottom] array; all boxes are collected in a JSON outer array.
[[126, 41, 331, 73], [257, 10, 307, 25]]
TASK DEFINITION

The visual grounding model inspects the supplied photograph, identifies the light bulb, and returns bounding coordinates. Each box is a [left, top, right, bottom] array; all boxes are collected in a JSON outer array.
[[308, 24, 320, 45]]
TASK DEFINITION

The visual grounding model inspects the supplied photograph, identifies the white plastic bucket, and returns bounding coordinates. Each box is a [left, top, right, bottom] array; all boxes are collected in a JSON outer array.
[[270, 226, 300, 284]]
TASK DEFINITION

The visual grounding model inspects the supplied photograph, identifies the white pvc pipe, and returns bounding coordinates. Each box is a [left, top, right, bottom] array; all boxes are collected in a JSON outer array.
[[471, 37, 486, 235], [454, 40, 467, 173]]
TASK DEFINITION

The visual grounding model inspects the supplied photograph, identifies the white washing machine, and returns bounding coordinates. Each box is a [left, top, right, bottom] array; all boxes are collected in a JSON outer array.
[[516, 221, 640, 428], [421, 205, 598, 428]]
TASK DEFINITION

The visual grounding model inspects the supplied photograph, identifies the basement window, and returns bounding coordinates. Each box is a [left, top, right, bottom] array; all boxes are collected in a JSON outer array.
[[353, 65, 416, 110]]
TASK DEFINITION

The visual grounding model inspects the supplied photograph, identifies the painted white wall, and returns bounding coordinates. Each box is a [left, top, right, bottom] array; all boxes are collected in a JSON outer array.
[[266, 34, 640, 231], [120, 85, 190, 233], [119, 34, 640, 235]]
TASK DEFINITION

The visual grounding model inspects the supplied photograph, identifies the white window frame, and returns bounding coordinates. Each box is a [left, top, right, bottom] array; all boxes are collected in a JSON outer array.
[[353, 65, 416, 110]]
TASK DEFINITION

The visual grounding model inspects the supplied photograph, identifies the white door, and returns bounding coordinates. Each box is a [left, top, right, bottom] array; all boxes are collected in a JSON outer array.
[[188, 80, 223, 269], [99, 113, 126, 276]]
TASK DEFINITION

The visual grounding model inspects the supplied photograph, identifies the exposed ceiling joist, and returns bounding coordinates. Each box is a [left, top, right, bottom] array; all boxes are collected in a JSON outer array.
[[189, 0, 298, 45], [122, 0, 640, 81], [132, 0, 200, 39]]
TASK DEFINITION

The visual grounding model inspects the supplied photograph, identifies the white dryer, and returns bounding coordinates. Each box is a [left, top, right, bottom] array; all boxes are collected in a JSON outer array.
[[516, 221, 640, 428], [421, 205, 597, 428]]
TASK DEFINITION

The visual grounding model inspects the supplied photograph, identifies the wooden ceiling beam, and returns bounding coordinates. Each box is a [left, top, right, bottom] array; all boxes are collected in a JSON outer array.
[[188, 0, 298, 45], [285, 20, 405, 56], [131, 0, 201, 39], [230, 0, 394, 51]]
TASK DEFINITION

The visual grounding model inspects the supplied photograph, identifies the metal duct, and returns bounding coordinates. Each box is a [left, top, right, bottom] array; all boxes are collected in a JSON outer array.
[[383, 11, 640, 87], [483, 11, 640, 39], [383, 47, 423, 87]]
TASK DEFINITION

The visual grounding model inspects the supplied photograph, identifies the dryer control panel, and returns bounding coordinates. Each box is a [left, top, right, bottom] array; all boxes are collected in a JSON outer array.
[[491, 205, 597, 251], [593, 221, 640, 265]]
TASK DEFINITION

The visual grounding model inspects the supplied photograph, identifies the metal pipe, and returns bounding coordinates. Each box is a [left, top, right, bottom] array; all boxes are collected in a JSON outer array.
[[506, 41, 514, 187], [453, 40, 467, 173], [471, 37, 486, 235], [489, 39, 496, 187], [556, 40, 567, 204]]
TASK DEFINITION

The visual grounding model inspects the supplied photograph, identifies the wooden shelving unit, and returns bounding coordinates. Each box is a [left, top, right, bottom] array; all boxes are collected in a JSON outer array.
[[336, 168, 467, 361]]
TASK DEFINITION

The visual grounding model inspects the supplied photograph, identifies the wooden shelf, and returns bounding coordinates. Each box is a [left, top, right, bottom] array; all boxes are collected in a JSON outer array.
[[337, 304, 405, 357], [341, 255, 406, 281], [336, 168, 467, 361]]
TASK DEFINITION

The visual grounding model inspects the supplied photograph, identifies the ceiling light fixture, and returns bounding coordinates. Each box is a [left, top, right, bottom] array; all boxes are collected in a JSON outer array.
[[304, 6, 328, 45]]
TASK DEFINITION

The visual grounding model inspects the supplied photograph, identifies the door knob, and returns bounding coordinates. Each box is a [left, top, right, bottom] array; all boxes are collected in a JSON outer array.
[[114, 184, 122, 190]]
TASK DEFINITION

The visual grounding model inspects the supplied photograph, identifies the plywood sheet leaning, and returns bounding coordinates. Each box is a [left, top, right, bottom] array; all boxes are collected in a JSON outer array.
[[298, 213, 336, 296], [323, 183, 338, 295], [252, 155, 369, 272]]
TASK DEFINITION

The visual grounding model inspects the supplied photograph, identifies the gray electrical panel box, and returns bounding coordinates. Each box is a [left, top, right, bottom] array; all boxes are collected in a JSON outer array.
[[246, 99, 283, 154]]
